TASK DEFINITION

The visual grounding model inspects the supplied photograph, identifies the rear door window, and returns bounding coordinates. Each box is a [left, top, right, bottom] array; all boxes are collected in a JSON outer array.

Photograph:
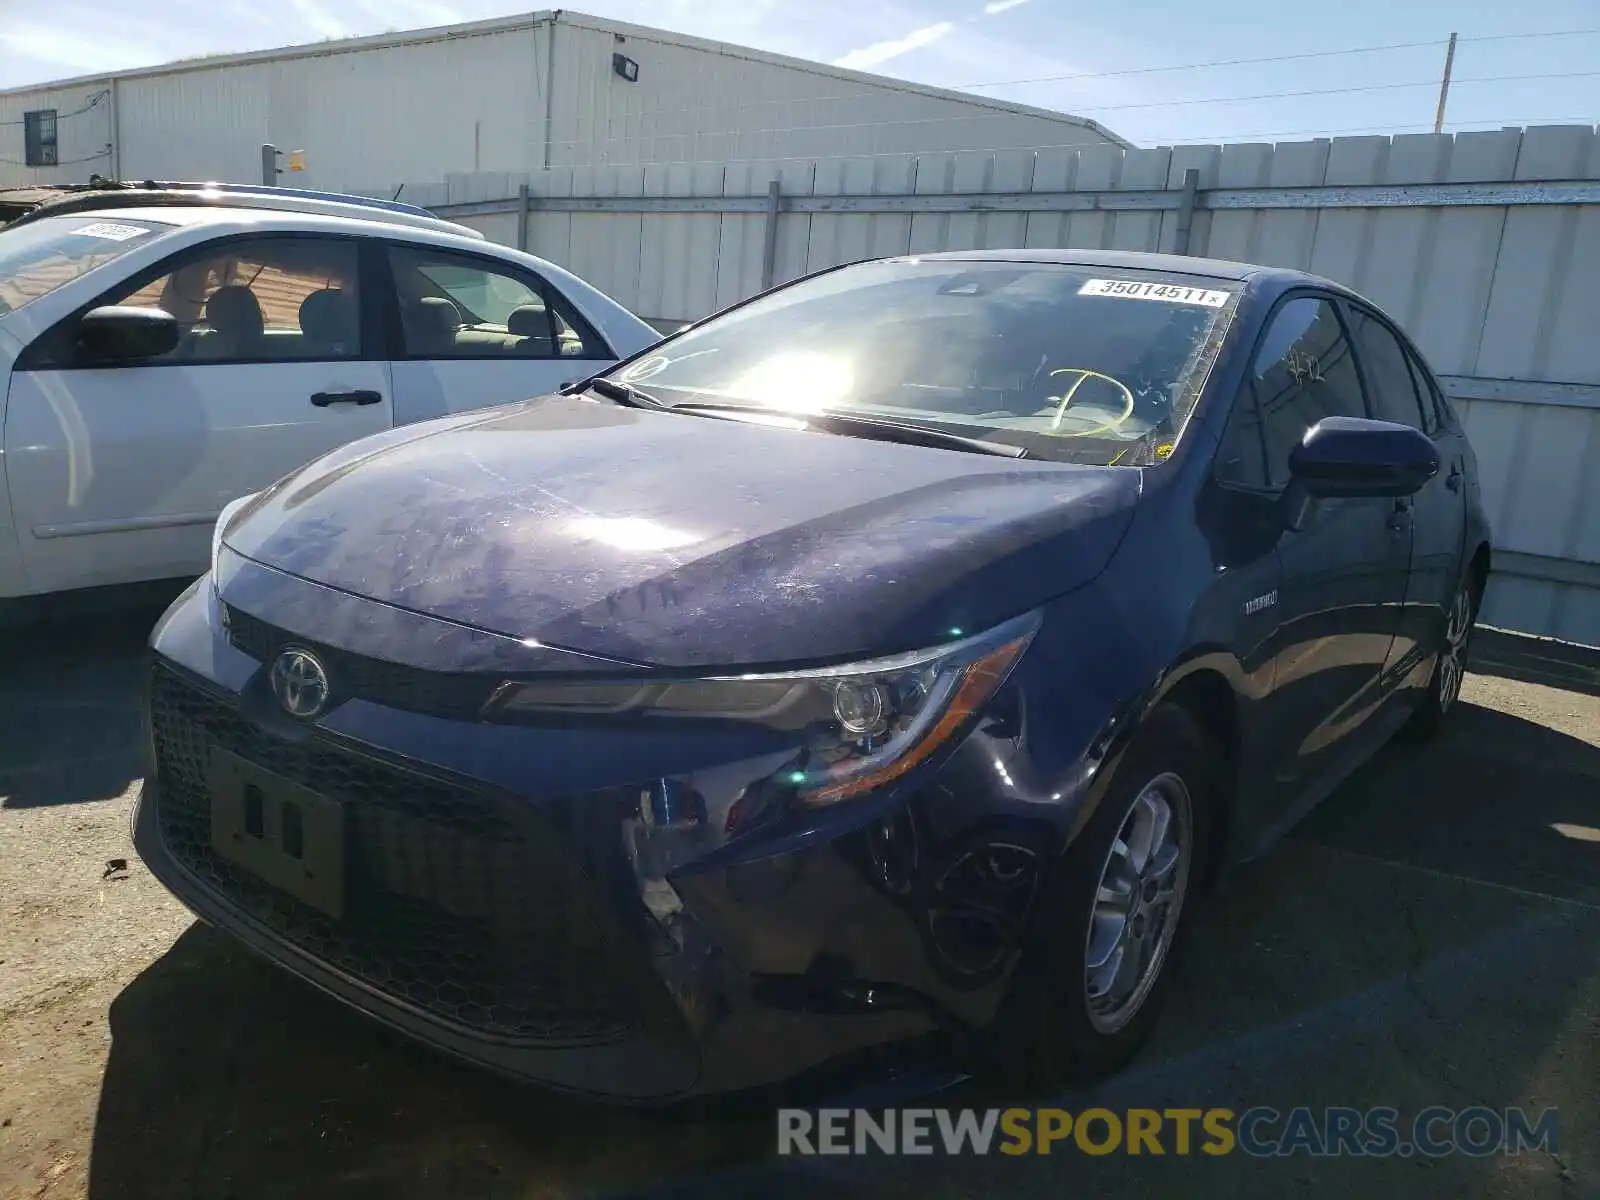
[[1404, 350, 1449, 434], [384, 246, 607, 360], [1348, 307, 1432, 432]]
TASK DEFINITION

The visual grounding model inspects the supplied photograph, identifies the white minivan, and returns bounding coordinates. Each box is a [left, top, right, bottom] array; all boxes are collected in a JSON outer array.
[[0, 193, 658, 606]]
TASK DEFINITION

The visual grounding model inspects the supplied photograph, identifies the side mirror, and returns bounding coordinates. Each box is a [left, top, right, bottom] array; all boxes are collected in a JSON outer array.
[[1282, 416, 1440, 530], [78, 306, 179, 363]]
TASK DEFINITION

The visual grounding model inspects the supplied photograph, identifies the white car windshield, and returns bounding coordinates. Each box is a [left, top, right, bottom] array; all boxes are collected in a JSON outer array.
[[0, 215, 170, 316], [613, 259, 1241, 466]]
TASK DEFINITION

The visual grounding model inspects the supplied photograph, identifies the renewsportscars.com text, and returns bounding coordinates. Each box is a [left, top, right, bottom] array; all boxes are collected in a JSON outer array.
[[777, 1106, 1559, 1158]]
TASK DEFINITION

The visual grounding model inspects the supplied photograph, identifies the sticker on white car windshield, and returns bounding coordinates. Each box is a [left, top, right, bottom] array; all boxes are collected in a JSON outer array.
[[1079, 279, 1231, 307], [72, 221, 149, 242]]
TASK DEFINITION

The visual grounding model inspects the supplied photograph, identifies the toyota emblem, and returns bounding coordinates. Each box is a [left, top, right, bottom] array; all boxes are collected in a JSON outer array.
[[270, 647, 331, 718]]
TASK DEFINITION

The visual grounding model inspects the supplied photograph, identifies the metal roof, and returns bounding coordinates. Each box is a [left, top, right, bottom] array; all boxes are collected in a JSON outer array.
[[0, 10, 1129, 149], [557, 13, 1131, 148]]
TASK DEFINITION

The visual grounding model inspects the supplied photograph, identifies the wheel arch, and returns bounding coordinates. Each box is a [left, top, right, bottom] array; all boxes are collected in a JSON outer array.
[[1468, 541, 1491, 592], [1150, 657, 1247, 887]]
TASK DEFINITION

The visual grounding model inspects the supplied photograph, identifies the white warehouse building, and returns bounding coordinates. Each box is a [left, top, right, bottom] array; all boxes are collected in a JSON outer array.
[[0, 10, 1126, 196]]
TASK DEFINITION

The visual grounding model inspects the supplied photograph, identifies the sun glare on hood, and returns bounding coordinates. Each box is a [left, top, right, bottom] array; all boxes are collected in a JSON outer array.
[[566, 515, 702, 552]]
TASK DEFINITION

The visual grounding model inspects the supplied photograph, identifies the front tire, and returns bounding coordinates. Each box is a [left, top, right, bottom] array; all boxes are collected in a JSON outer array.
[[986, 704, 1214, 1086], [1405, 572, 1479, 741]]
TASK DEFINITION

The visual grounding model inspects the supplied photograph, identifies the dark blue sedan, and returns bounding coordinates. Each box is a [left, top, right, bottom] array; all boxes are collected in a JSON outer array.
[[135, 250, 1491, 1101]]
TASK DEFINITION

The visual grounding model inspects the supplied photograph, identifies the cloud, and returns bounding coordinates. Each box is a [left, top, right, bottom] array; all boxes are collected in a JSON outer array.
[[832, 20, 955, 70], [286, 0, 347, 39], [0, 23, 161, 74], [351, 0, 463, 28], [829, 0, 1036, 77]]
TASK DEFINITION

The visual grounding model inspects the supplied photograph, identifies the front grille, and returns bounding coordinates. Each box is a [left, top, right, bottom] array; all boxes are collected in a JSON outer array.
[[149, 663, 650, 1045], [225, 605, 497, 719]]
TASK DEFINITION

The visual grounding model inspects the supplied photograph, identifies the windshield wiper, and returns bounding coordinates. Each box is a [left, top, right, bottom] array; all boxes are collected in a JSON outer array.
[[673, 403, 1028, 459], [565, 375, 673, 410], [572, 385, 1026, 459]]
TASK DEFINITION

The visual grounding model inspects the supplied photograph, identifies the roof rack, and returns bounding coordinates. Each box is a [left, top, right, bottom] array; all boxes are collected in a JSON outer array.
[[0, 179, 484, 239]]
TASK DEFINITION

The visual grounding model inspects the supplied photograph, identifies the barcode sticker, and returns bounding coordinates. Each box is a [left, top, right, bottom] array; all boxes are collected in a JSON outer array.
[[1079, 279, 1231, 307], [73, 221, 149, 242]]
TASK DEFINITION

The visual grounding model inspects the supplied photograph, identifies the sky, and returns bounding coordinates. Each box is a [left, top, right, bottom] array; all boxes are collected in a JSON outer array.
[[0, 0, 1596, 147]]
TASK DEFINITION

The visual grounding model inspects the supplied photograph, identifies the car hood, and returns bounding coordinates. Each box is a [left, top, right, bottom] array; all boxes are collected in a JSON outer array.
[[223, 397, 1141, 669]]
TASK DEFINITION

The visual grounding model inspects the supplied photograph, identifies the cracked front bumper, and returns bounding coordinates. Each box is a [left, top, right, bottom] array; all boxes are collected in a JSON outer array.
[[132, 571, 1067, 1100]]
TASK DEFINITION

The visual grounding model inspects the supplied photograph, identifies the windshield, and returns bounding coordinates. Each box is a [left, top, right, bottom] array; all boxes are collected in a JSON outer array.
[[611, 259, 1240, 465], [0, 215, 170, 316]]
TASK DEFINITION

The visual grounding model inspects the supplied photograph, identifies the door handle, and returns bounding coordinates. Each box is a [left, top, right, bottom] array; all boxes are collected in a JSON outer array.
[[1445, 462, 1463, 492], [1387, 497, 1413, 533], [310, 389, 382, 407]]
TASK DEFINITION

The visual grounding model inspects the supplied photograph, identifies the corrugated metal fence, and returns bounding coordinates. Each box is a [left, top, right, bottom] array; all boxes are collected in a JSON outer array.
[[400, 124, 1600, 646]]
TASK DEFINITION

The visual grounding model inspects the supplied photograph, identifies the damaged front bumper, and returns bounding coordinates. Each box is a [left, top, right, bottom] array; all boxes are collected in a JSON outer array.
[[133, 564, 1073, 1101]]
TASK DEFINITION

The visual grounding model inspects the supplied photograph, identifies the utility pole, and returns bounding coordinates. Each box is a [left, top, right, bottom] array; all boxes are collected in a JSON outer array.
[[1433, 32, 1458, 134]]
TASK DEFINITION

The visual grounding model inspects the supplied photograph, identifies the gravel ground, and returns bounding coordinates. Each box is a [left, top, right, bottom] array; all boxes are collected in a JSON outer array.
[[1, 606, 1596, 1200]]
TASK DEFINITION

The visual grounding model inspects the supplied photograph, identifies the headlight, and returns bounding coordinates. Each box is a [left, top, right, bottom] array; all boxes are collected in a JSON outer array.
[[487, 611, 1039, 807], [211, 492, 258, 579]]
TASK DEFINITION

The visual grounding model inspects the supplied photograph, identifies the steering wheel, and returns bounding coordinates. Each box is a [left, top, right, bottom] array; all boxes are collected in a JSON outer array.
[[1044, 368, 1136, 438]]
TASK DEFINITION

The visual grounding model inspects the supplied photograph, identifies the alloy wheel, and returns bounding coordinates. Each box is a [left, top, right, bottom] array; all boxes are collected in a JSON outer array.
[[1438, 582, 1474, 714], [1083, 772, 1192, 1034]]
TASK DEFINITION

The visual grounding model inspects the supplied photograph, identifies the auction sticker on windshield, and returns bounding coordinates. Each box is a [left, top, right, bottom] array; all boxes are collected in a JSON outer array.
[[72, 221, 151, 242], [1079, 279, 1231, 307]]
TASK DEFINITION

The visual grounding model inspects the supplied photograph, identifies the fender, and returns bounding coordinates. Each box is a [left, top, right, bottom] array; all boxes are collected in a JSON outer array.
[[0, 323, 27, 600], [1050, 645, 1266, 874], [1015, 471, 1280, 875]]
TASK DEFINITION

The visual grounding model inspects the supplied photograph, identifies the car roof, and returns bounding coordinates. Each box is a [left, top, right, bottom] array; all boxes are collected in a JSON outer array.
[[33, 204, 502, 256], [911, 247, 1338, 290], [12, 191, 481, 241]]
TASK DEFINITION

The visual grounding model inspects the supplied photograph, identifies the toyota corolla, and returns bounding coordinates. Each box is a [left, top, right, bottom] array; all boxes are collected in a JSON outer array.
[[135, 250, 1490, 1101]]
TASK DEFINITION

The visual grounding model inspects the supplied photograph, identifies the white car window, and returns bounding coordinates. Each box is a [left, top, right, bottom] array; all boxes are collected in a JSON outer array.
[[0, 215, 171, 316], [101, 236, 362, 364], [386, 245, 606, 361]]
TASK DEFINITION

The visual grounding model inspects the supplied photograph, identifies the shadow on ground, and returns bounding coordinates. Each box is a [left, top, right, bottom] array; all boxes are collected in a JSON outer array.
[[88, 927, 772, 1200], [85, 691, 1600, 1199], [0, 602, 164, 809], [1297, 697, 1600, 904]]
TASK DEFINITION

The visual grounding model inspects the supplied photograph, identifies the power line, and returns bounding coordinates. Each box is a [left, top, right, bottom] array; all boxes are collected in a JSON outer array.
[[0, 89, 110, 127], [534, 26, 1600, 124], [1067, 69, 1600, 115], [0, 147, 111, 167], [1456, 27, 1600, 44], [955, 27, 1600, 90], [537, 70, 1600, 150], [960, 38, 1445, 89], [533, 43, 1599, 134]]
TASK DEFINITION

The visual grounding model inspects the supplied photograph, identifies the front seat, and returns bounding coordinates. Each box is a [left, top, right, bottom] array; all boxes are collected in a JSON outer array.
[[298, 289, 356, 357], [199, 285, 265, 360]]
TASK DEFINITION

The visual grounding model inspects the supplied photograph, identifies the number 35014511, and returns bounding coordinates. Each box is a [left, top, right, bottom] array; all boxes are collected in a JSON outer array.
[[1079, 279, 1232, 307]]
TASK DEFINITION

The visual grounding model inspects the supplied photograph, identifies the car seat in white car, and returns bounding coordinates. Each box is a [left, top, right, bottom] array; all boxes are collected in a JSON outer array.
[[199, 285, 266, 360], [298, 288, 356, 358]]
